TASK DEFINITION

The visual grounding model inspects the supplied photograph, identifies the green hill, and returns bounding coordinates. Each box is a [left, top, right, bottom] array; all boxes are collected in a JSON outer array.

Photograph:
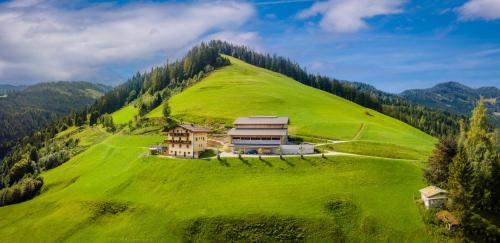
[[148, 56, 436, 153], [0, 56, 439, 241]]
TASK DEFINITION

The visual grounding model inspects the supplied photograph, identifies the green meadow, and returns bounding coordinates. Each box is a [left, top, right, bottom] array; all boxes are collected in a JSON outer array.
[[0, 56, 439, 241], [112, 105, 138, 124], [0, 135, 429, 242], [319, 141, 431, 161], [148, 56, 436, 153]]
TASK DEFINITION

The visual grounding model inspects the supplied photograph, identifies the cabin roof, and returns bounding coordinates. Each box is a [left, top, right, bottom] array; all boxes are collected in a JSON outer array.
[[233, 116, 289, 125], [227, 128, 288, 136], [436, 210, 460, 225], [177, 124, 210, 133], [419, 185, 448, 198]]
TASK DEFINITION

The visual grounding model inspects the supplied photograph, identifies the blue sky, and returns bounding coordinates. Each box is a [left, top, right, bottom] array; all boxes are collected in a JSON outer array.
[[0, 0, 499, 93]]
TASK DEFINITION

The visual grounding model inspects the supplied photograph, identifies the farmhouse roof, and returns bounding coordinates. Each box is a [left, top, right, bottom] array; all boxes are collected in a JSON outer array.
[[177, 124, 210, 133], [419, 186, 448, 198], [227, 128, 288, 136], [233, 116, 289, 125], [436, 210, 460, 225]]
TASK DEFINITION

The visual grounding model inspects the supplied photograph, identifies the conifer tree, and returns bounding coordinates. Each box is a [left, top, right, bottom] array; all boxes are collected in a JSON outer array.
[[424, 136, 457, 188], [162, 100, 171, 119], [464, 98, 499, 210], [448, 121, 473, 221]]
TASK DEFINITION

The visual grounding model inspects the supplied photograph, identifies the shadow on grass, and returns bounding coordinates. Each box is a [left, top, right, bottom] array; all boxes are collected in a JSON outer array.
[[302, 157, 318, 166], [239, 157, 252, 167], [259, 158, 273, 167], [282, 158, 295, 167], [218, 158, 230, 167]]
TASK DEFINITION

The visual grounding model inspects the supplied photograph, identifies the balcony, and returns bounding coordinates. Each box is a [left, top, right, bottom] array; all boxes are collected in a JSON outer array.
[[169, 132, 189, 137], [165, 140, 192, 145]]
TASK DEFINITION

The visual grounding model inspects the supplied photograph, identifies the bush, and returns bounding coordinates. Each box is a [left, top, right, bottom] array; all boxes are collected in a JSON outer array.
[[39, 149, 71, 170], [0, 176, 43, 206], [8, 158, 34, 185]]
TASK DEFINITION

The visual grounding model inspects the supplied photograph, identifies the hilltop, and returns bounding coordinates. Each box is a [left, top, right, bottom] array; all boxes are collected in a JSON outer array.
[[148, 56, 436, 154]]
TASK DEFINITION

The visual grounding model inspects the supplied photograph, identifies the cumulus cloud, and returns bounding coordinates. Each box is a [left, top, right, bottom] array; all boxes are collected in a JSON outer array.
[[457, 0, 500, 21], [297, 0, 406, 33], [0, 0, 256, 84]]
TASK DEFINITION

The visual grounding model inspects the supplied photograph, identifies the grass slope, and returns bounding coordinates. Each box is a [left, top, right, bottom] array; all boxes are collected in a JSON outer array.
[[319, 141, 431, 161], [149, 56, 436, 153], [0, 134, 428, 242], [112, 105, 138, 124]]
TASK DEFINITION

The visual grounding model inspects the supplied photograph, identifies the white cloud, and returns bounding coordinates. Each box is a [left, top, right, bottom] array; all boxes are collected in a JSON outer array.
[[297, 0, 406, 33], [206, 31, 262, 51], [457, 0, 500, 21], [0, 1, 256, 84]]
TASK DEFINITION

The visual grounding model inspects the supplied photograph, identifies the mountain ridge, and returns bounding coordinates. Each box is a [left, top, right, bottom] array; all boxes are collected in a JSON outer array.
[[0, 81, 111, 157], [401, 81, 500, 131]]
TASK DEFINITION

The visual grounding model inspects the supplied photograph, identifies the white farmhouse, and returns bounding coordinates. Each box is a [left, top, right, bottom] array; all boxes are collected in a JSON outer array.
[[419, 186, 448, 209]]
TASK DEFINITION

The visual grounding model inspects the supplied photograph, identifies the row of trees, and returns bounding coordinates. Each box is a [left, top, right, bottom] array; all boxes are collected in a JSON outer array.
[[208, 40, 463, 137], [424, 99, 499, 239]]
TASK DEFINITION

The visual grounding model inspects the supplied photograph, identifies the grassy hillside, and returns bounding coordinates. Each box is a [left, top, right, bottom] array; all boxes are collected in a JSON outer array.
[[0, 134, 429, 242], [112, 105, 138, 124], [0, 56, 440, 241], [148, 56, 436, 153]]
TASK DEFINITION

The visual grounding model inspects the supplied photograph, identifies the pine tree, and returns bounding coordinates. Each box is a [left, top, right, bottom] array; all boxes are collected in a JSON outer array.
[[162, 100, 171, 119], [448, 121, 473, 221], [424, 136, 457, 188], [463, 98, 499, 210]]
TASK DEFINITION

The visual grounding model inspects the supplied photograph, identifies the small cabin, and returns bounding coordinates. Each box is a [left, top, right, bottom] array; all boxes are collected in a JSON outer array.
[[436, 210, 460, 231], [419, 186, 448, 209]]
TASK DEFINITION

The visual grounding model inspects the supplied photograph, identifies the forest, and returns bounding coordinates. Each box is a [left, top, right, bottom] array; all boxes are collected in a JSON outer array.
[[0, 81, 110, 158]]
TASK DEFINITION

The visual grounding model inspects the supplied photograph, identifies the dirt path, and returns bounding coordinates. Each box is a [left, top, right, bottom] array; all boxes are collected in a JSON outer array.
[[351, 123, 366, 140]]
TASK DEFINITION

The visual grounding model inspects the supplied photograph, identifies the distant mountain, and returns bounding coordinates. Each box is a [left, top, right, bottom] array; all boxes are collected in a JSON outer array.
[[401, 81, 500, 128], [0, 81, 111, 157], [0, 84, 25, 94]]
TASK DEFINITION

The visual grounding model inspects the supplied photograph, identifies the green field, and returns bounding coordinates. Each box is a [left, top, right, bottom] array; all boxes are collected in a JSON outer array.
[[148, 56, 436, 153], [0, 134, 429, 242], [319, 141, 431, 161], [112, 105, 138, 124]]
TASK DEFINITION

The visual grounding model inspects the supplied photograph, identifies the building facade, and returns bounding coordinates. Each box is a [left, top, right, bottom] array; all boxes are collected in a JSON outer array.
[[166, 124, 209, 158], [228, 116, 289, 154], [419, 186, 448, 209]]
